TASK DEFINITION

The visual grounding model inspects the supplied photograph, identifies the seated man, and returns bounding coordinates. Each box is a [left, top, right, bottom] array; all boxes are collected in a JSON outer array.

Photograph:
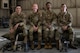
[[28, 4, 42, 50], [9, 5, 28, 51], [42, 2, 60, 49], [58, 4, 77, 50]]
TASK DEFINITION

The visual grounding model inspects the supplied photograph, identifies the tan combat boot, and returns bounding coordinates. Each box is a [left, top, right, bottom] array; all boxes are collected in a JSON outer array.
[[48, 42, 52, 49], [44, 42, 49, 49], [48, 39, 52, 49], [31, 41, 34, 50], [37, 41, 41, 50], [56, 40, 59, 50]]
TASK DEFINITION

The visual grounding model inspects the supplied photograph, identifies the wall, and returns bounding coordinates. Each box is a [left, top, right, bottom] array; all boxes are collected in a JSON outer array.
[[17, 0, 77, 9], [0, 9, 9, 18], [17, 0, 80, 27], [0, 0, 80, 27], [0, 0, 10, 18]]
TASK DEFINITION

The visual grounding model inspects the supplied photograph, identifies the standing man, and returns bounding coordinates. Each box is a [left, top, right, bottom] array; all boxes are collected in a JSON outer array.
[[42, 2, 59, 49], [9, 5, 28, 50], [28, 4, 42, 50], [58, 4, 77, 49]]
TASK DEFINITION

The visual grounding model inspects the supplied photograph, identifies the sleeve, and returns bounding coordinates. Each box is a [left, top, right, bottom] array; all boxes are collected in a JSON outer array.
[[21, 13, 27, 28], [42, 11, 48, 26], [9, 14, 14, 29], [28, 15, 34, 26], [51, 13, 58, 26], [37, 12, 43, 26], [57, 14, 64, 26], [67, 13, 73, 26]]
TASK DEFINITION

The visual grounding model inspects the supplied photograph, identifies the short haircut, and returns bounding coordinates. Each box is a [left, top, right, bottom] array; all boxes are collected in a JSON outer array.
[[15, 5, 22, 9], [61, 4, 67, 10], [61, 4, 66, 7], [46, 2, 51, 6]]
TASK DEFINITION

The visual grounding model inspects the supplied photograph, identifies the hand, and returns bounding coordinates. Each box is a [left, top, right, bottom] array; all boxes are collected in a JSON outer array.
[[10, 28, 14, 33], [33, 26, 38, 31], [14, 23, 19, 30], [47, 25, 51, 28]]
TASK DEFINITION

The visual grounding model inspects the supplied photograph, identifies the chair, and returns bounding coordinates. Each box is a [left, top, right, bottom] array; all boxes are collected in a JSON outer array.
[[60, 31, 70, 52]]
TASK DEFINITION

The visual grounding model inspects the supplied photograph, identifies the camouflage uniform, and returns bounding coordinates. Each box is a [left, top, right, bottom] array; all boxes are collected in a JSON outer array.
[[28, 11, 42, 49], [10, 12, 27, 44], [58, 11, 75, 49], [42, 9, 59, 49]]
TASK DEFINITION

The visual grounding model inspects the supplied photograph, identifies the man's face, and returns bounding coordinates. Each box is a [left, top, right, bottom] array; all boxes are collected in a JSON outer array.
[[62, 25, 68, 30], [32, 4, 38, 11], [46, 3, 52, 9], [15, 6, 22, 13], [61, 4, 67, 12]]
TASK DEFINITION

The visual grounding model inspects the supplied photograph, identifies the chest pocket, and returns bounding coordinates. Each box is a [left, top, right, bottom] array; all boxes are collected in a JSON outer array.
[[46, 12, 53, 19], [34, 15, 39, 22], [63, 14, 70, 21], [13, 15, 23, 23], [32, 14, 39, 22], [45, 12, 53, 23]]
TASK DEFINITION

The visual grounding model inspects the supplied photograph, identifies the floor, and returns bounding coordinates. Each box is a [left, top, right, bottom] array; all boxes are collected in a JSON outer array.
[[2, 48, 80, 53], [0, 28, 80, 53]]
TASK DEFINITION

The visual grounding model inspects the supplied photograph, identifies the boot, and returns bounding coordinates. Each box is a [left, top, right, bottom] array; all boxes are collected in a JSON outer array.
[[69, 41, 77, 49], [37, 41, 41, 50], [31, 41, 34, 50], [56, 40, 63, 51], [13, 41, 17, 52], [56, 40, 59, 50], [59, 40, 63, 52], [44, 41, 49, 49], [48, 40, 52, 49], [69, 44, 77, 49]]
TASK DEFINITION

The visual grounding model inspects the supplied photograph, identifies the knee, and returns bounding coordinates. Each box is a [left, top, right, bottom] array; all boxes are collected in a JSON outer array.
[[38, 29, 42, 34], [29, 29, 33, 33]]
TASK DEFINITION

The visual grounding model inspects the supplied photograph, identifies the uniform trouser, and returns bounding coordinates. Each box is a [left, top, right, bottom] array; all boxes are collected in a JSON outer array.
[[58, 26, 74, 48], [43, 26, 61, 48], [43, 26, 54, 42], [58, 27, 74, 42], [10, 26, 28, 43], [54, 29, 62, 49], [55, 29, 61, 40], [29, 26, 42, 42]]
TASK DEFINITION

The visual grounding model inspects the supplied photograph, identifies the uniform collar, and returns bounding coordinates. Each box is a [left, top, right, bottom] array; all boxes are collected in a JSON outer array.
[[45, 9, 52, 12], [60, 11, 68, 15], [15, 12, 22, 15]]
